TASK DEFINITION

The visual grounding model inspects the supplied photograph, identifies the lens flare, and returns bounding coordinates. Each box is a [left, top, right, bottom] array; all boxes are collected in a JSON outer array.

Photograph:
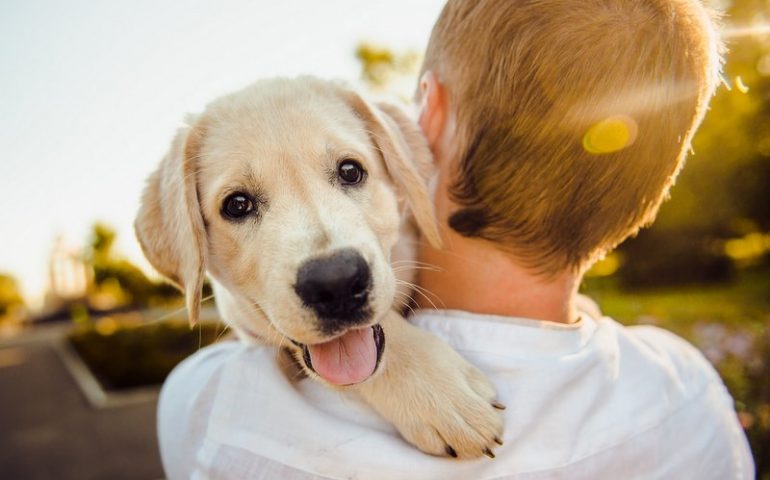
[[582, 115, 638, 155]]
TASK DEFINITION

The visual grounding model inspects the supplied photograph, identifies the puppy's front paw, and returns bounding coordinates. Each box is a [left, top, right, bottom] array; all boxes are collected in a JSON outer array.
[[357, 316, 505, 459], [396, 342, 504, 459]]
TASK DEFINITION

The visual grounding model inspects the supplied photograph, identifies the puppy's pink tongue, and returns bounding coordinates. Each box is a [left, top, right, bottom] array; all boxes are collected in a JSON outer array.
[[307, 328, 376, 385]]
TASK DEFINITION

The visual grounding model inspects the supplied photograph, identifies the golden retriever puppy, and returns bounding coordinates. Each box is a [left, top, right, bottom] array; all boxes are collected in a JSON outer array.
[[135, 77, 503, 458]]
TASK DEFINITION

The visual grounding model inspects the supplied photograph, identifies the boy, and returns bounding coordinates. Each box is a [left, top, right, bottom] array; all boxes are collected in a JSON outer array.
[[158, 0, 754, 478]]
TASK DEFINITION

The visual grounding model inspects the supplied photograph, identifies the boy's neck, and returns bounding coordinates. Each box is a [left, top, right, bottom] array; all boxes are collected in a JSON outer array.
[[413, 85, 580, 324], [416, 229, 581, 324]]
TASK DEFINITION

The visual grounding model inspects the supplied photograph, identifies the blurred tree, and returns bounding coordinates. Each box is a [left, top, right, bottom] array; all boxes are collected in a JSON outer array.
[[356, 42, 420, 96], [617, 0, 770, 285], [356, 43, 397, 88], [654, 7, 769, 233], [0, 273, 25, 319], [86, 222, 180, 308], [90, 222, 116, 265]]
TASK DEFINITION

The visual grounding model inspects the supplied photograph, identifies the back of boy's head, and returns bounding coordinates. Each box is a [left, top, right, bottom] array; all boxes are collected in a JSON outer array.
[[420, 0, 723, 275]]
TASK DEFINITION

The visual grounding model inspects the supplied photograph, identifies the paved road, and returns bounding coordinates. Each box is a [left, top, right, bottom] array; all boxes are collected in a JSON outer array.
[[0, 337, 163, 479]]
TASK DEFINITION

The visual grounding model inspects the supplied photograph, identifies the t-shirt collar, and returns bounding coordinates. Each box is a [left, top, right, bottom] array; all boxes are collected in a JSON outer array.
[[409, 308, 598, 357]]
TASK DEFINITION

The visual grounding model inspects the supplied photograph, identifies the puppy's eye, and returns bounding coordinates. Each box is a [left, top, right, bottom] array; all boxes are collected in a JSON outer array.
[[221, 193, 255, 220], [338, 160, 366, 185]]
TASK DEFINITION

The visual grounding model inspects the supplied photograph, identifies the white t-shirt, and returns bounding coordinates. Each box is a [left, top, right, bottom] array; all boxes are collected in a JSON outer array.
[[158, 310, 754, 480]]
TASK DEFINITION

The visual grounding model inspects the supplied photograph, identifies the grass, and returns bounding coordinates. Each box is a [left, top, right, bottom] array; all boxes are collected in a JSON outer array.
[[582, 268, 770, 335]]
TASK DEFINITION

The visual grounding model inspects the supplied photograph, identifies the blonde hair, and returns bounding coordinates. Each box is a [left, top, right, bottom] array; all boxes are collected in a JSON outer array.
[[420, 0, 723, 274]]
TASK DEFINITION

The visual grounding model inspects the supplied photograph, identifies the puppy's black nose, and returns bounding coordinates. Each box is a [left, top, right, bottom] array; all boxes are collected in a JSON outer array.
[[294, 249, 371, 325]]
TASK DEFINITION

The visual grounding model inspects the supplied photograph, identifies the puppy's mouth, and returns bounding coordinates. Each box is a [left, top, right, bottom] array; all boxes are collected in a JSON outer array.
[[292, 324, 385, 386]]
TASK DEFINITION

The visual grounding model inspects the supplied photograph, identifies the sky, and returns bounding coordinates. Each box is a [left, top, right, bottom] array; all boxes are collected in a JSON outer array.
[[0, 0, 446, 306]]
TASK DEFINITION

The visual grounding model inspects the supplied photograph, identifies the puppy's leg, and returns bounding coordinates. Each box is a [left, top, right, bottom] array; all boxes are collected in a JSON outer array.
[[354, 310, 504, 459]]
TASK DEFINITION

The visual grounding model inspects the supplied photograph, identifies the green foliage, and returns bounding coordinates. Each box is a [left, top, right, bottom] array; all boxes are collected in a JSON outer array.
[[85, 222, 182, 307], [583, 269, 770, 330], [654, 46, 769, 233], [618, 228, 735, 287], [618, 0, 770, 285], [356, 42, 420, 92], [89, 222, 117, 264]]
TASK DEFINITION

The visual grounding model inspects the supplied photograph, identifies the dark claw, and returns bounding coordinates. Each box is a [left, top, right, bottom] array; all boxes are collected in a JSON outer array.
[[483, 447, 496, 459], [492, 401, 507, 410], [445, 445, 458, 458], [494, 436, 504, 446]]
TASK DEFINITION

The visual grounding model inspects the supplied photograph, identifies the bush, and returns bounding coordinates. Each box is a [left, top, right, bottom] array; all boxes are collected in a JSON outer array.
[[618, 228, 734, 288], [68, 315, 222, 390]]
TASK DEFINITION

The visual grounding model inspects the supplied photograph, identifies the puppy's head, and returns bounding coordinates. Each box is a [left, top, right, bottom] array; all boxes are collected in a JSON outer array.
[[135, 77, 440, 385]]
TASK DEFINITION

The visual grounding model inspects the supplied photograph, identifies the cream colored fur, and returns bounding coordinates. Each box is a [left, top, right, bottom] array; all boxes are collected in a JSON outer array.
[[135, 77, 502, 458]]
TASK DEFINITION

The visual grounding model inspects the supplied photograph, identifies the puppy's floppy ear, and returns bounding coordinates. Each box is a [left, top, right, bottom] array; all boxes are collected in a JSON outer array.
[[340, 89, 442, 248], [134, 118, 207, 326]]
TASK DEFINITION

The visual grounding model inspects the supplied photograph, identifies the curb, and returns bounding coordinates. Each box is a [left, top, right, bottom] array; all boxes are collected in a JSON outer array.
[[54, 339, 160, 409]]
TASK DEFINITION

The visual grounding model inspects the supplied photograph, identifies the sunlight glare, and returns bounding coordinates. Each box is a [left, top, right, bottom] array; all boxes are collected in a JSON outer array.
[[723, 23, 770, 39], [582, 115, 638, 155]]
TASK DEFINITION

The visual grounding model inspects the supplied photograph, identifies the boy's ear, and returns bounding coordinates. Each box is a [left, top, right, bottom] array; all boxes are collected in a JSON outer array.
[[134, 118, 208, 326], [339, 87, 443, 249], [417, 70, 449, 155]]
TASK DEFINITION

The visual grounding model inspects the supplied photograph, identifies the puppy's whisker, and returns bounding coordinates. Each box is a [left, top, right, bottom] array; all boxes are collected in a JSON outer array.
[[390, 259, 444, 272], [391, 261, 439, 267], [391, 259, 440, 267], [276, 331, 289, 350], [263, 321, 292, 351], [413, 289, 441, 311], [213, 320, 224, 341], [405, 243, 491, 269], [392, 265, 443, 273], [266, 324, 283, 346], [393, 294, 417, 317], [137, 294, 216, 327], [410, 282, 444, 305], [396, 279, 444, 310], [214, 324, 231, 343], [247, 299, 269, 315]]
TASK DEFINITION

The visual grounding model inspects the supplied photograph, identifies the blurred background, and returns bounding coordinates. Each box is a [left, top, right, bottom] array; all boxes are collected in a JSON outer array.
[[0, 0, 768, 478]]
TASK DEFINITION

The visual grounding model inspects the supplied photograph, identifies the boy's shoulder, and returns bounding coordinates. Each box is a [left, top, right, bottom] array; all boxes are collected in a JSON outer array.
[[608, 319, 724, 389], [157, 317, 754, 479]]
